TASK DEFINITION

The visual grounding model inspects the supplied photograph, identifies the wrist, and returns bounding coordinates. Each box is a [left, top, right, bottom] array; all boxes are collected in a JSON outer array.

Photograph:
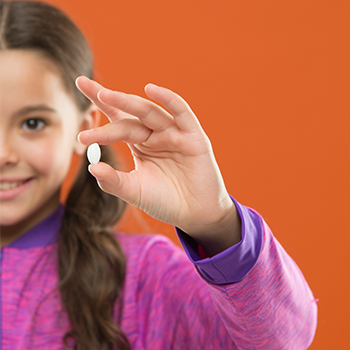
[[180, 199, 242, 257]]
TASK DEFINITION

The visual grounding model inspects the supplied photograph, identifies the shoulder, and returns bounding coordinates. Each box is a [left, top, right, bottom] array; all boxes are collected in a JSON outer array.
[[112, 232, 199, 290], [114, 231, 176, 252], [113, 232, 210, 311], [113, 232, 187, 267]]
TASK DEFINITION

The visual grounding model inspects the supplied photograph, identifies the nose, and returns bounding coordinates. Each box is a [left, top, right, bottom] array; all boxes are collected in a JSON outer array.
[[0, 132, 20, 168]]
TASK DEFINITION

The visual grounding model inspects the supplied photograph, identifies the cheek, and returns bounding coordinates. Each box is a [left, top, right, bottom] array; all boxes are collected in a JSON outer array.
[[23, 136, 75, 182]]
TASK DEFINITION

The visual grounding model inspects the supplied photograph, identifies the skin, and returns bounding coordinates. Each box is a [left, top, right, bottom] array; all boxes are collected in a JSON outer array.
[[0, 50, 97, 247], [0, 49, 241, 256], [76, 78, 242, 256]]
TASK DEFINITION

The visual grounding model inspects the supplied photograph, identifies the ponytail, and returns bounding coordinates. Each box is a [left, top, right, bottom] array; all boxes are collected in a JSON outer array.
[[58, 145, 131, 350]]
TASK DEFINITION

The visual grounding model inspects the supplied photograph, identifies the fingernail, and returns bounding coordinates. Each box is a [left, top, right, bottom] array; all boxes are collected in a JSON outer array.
[[98, 88, 112, 96], [88, 165, 104, 181], [77, 129, 93, 142]]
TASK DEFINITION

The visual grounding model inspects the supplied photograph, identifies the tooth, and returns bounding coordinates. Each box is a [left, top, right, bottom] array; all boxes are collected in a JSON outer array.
[[0, 181, 22, 190]]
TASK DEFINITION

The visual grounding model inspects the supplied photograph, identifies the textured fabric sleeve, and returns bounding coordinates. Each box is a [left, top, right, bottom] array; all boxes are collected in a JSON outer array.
[[175, 197, 318, 349], [134, 235, 237, 349]]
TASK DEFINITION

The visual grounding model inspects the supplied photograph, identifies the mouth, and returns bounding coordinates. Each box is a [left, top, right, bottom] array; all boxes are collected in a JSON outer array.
[[0, 179, 32, 191]]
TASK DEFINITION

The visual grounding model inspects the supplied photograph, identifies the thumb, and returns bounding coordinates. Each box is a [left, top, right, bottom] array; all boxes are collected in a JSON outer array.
[[88, 162, 140, 206]]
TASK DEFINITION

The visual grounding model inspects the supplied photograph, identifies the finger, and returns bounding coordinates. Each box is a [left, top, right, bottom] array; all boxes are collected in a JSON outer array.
[[144, 84, 201, 132], [75, 76, 136, 122], [88, 162, 140, 206], [97, 88, 175, 131], [78, 118, 152, 145]]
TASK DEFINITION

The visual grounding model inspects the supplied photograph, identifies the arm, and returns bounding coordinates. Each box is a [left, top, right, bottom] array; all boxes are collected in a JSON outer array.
[[131, 198, 317, 349], [75, 77, 317, 348], [177, 197, 318, 349]]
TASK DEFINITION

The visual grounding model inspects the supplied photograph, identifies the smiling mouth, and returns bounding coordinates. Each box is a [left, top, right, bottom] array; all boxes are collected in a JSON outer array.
[[0, 180, 30, 191]]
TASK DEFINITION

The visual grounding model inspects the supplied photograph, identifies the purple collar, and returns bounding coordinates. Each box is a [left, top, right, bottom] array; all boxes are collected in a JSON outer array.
[[7, 204, 64, 249]]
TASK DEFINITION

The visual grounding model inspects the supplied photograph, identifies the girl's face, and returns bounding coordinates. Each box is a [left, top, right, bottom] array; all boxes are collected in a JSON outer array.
[[0, 50, 95, 242]]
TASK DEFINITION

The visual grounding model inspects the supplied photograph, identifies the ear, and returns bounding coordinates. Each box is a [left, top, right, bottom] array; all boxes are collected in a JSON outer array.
[[73, 104, 101, 156]]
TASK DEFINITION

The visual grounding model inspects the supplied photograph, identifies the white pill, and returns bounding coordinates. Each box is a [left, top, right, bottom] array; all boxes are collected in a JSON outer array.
[[87, 143, 101, 164]]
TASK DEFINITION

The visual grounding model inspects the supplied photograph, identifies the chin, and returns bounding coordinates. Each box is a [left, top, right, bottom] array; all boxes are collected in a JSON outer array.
[[0, 213, 25, 227], [0, 205, 32, 227]]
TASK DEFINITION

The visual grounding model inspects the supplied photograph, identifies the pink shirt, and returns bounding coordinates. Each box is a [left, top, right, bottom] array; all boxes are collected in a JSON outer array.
[[0, 199, 317, 349]]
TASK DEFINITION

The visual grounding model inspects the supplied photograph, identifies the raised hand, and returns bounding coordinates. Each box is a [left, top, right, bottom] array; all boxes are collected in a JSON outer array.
[[76, 77, 241, 255]]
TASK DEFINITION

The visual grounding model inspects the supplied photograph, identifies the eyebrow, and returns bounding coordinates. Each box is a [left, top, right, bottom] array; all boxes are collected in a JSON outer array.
[[13, 104, 57, 117]]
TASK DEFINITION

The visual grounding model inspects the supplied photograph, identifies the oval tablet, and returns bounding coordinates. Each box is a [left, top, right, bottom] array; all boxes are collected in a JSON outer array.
[[87, 143, 101, 164]]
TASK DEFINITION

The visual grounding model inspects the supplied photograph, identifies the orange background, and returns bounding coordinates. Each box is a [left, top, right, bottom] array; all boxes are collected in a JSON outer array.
[[48, 0, 350, 348]]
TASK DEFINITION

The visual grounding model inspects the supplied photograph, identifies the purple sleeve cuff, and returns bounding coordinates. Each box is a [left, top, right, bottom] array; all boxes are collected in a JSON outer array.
[[175, 196, 263, 285]]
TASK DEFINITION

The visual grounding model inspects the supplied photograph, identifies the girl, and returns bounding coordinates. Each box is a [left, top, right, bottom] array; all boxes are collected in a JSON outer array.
[[0, 1, 317, 350]]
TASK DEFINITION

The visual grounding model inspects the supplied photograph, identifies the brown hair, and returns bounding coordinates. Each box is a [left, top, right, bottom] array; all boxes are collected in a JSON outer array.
[[0, 1, 130, 349]]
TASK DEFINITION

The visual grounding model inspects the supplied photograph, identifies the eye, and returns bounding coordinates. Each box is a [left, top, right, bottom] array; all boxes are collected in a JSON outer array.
[[21, 118, 47, 131]]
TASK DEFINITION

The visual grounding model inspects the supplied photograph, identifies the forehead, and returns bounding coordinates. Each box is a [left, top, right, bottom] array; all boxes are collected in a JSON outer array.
[[0, 49, 78, 116]]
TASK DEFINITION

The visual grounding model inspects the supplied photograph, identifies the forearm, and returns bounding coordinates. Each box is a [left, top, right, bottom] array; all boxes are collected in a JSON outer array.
[[177, 199, 318, 348], [210, 220, 318, 349]]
